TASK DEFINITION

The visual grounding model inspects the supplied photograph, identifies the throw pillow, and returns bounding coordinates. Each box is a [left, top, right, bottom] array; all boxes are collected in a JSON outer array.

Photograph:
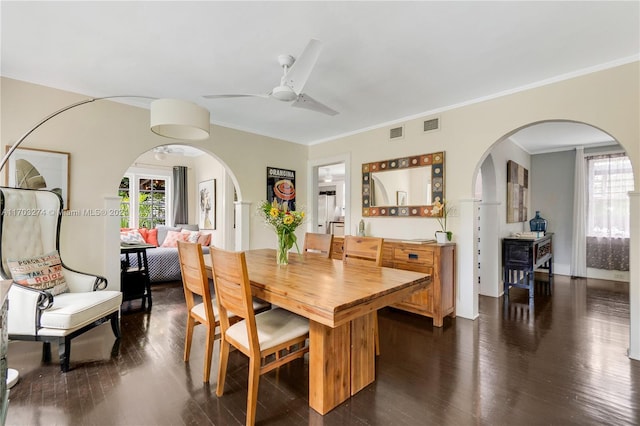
[[146, 228, 159, 247], [181, 229, 201, 244], [137, 228, 149, 243], [161, 230, 189, 248], [120, 229, 146, 244], [197, 233, 212, 246], [156, 225, 182, 247], [7, 251, 70, 296]]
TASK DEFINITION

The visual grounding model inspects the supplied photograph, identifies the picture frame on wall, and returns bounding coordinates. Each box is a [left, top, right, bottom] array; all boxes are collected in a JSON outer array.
[[396, 190, 407, 206], [198, 179, 216, 230], [5, 147, 70, 208], [266, 167, 296, 211], [506, 160, 528, 223]]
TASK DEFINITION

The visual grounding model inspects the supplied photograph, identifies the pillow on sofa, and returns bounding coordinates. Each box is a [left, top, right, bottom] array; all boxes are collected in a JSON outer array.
[[121, 229, 146, 244], [146, 228, 159, 246], [161, 230, 189, 248], [181, 229, 201, 243], [197, 233, 212, 246], [176, 223, 199, 232], [7, 250, 69, 296], [156, 225, 182, 246]]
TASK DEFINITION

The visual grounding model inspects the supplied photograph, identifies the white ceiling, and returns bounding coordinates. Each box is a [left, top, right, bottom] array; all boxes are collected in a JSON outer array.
[[2, 2, 638, 152]]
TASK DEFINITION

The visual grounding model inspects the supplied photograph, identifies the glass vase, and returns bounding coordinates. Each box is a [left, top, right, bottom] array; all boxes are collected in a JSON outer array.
[[276, 231, 290, 265], [529, 211, 548, 232]]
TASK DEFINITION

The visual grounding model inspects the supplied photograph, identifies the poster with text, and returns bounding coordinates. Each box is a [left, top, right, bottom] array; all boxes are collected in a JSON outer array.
[[267, 167, 296, 211]]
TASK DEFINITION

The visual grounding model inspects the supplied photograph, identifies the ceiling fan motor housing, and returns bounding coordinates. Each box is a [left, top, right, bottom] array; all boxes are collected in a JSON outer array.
[[272, 85, 297, 101]]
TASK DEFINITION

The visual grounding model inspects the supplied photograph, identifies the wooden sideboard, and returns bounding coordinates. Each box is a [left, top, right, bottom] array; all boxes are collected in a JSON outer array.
[[332, 237, 456, 327]]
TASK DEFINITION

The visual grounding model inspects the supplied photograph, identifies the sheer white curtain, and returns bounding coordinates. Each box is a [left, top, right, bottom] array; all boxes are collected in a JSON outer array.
[[586, 153, 634, 271], [571, 147, 587, 277]]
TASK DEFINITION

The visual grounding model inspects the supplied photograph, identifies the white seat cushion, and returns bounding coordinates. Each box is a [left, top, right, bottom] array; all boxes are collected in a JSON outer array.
[[226, 308, 309, 352], [192, 297, 270, 320], [39, 291, 122, 331]]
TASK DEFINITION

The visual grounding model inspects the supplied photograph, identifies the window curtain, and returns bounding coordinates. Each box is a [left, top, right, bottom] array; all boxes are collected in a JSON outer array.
[[570, 147, 587, 277], [172, 166, 188, 226], [586, 153, 633, 271]]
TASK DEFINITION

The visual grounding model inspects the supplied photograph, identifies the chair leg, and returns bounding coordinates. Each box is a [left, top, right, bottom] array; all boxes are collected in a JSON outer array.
[[184, 316, 195, 362], [203, 323, 215, 383], [216, 340, 230, 397], [246, 356, 261, 426], [110, 312, 121, 339], [59, 337, 71, 372], [42, 341, 52, 363]]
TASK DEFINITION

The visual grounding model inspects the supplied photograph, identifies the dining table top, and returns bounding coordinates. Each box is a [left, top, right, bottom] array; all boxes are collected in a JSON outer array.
[[203, 248, 431, 328]]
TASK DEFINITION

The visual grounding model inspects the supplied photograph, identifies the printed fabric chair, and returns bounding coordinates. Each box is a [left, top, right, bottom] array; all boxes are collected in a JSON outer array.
[[210, 247, 309, 426], [0, 187, 122, 372], [302, 232, 333, 258], [177, 241, 270, 383], [342, 235, 384, 355]]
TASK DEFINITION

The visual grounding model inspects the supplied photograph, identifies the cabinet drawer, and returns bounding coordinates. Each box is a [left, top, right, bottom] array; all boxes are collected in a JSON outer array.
[[393, 246, 434, 265], [393, 262, 433, 275]]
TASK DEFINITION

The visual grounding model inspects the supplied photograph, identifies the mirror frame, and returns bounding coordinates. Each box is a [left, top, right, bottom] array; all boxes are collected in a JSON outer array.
[[362, 151, 445, 217]]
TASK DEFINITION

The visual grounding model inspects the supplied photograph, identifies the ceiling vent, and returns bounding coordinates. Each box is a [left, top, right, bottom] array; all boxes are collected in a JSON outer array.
[[389, 125, 404, 140], [423, 117, 440, 133]]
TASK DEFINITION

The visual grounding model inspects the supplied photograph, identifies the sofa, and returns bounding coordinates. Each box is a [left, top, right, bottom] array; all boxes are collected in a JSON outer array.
[[120, 224, 211, 283]]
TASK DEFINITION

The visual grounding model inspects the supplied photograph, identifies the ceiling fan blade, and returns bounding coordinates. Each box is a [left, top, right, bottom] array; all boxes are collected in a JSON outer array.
[[284, 39, 322, 95], [292, 93, 339, 116], [203, 93, 269, 99]]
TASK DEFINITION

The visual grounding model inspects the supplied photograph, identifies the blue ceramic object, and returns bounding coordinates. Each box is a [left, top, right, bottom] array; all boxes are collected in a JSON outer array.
[[529, 211, 547, 232]]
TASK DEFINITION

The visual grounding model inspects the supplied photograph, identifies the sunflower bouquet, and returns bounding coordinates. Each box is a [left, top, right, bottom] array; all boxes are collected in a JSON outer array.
[[258, 200, 305, 264]]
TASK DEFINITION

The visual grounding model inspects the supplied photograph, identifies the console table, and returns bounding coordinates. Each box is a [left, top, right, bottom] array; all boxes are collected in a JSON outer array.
[[502, 234, 553, 300], [120, 244, 154, 310], [332, 237, 456, 327]]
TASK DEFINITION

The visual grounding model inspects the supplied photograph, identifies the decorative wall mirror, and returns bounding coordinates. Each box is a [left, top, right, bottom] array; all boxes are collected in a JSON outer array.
[[362, 152, 445, 217]]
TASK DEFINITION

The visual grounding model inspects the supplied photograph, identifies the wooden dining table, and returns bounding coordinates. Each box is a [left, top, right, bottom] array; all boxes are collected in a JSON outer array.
[[203, 248, 431, 415]]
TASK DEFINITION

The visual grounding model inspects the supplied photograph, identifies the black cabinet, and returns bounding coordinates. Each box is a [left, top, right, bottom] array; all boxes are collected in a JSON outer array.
[[502, 234, 553, 300], [120, 244, 153, 310]]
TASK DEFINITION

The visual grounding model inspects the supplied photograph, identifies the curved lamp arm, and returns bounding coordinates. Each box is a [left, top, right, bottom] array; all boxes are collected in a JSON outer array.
[[0, 95, 210, 172]]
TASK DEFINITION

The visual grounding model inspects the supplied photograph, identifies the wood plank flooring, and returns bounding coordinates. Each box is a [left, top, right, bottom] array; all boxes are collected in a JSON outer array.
[[5, 275, 640, 425]]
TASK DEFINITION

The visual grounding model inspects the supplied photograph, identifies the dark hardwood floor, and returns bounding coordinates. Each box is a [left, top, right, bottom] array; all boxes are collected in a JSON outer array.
[[6, 275, 640, 425]]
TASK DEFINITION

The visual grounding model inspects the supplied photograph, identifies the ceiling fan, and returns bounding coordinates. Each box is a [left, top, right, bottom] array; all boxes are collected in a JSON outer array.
[[203, 39, 339, 116]]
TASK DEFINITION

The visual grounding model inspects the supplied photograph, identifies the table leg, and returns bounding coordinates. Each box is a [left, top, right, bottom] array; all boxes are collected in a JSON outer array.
[[350, 311, 376, 395], [309, 321, 350, 415]]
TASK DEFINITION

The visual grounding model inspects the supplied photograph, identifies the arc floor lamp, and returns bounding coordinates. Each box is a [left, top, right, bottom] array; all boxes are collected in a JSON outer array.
[[0, 95, 210, 388]]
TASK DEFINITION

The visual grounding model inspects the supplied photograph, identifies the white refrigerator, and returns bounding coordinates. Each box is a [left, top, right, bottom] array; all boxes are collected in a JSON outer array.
[[318, 190, 336, 234]]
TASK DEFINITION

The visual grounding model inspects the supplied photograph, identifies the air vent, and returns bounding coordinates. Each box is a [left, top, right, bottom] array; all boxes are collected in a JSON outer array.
[[389, 125, 404, 140], [423, 117, 440, 133]]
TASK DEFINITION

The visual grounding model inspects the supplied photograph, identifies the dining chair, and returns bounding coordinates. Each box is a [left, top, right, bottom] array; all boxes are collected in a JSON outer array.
[[342, 235, 384, 355], [302, 232, 334, 258], [177, 241, 270, 383], [210, 247, 309, 426]]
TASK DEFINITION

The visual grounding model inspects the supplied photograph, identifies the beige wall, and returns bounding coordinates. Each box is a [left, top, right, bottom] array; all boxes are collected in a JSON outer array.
[[1, 77, 308, 286]]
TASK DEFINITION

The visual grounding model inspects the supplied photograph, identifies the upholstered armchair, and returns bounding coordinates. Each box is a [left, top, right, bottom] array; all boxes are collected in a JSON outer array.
[[0, 187, 122, 372]]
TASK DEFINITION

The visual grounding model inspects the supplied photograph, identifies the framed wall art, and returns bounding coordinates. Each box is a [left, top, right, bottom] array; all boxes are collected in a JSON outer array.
[[267, 167, 296, 211], [506, 160, 528, 223], [198, 179, 216, 230], [5, 147, 70, 208]]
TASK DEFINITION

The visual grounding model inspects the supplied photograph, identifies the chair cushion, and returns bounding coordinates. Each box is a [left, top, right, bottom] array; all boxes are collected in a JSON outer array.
[[226, 308, 308, 351], [7, 250, 69, 296], [192, 298, 268, 320], [40, 290, 122, 330]]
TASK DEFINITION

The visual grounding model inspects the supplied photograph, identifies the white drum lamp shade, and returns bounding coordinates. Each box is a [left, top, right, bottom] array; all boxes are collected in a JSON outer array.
[[150, 99, 210, 140]]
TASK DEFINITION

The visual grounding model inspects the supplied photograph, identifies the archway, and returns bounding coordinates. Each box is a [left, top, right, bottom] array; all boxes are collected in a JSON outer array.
[[470, 120, 637, 356]]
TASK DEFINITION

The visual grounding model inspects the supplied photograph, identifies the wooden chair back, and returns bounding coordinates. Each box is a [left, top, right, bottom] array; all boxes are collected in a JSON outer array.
[[177, 241, 213, 316], [342, 235, 384, 266], [209, 247, 258, 344], [303, 232, 334, 258]]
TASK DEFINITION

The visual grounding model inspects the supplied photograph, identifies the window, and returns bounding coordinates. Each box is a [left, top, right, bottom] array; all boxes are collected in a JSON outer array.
[[587, 154, 634, 238], [119, 171, 172, 229]]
